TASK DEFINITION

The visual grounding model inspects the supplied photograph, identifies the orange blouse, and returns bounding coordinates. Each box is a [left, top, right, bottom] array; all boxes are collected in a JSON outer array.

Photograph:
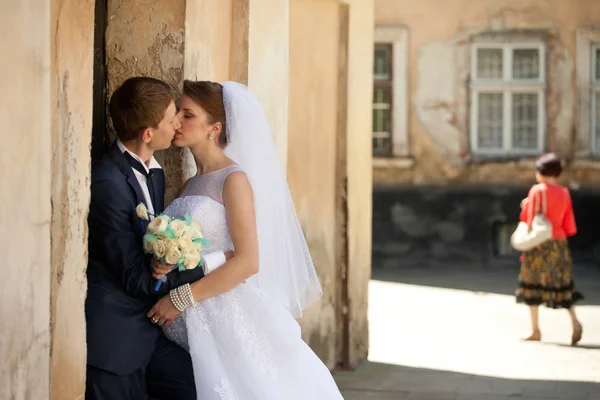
[[520, 183, 577, 240]]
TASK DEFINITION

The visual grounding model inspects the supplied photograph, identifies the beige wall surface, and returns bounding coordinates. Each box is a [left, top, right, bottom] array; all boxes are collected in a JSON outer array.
[[50, 0, 94, 398], [185, 0, 233, 84], [0, 1, 52, 399], [345, 0, 374, 367], [374, 0, 600, 187], [289, 0, 341, 368], [247, 0, 290, 171], [289, 0, 374, 368]]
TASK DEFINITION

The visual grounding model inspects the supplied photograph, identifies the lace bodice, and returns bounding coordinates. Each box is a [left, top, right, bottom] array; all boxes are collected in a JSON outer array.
[[163, 165, 243, 253]]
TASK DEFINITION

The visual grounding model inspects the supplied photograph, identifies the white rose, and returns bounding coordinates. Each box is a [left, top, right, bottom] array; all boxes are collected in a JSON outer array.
[[143, 238, 154, 254], [148, 215, 170, 234], [190, 242, 202, 254], [136, 203, 149, 220], [162, 238, 177, 252], [152, 240, 167, 259], [189, 220, 203, 239], [164, 246, 182, 265], [177, 236, 193, 252], [183, 252, 201, 270], [170, 219, 186, 238]]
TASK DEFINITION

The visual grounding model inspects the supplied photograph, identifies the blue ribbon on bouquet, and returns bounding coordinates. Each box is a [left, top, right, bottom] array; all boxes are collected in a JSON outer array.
[[153, 265, 178, 292], [153, 275, 168, 292], [152, 258, 206, 291]]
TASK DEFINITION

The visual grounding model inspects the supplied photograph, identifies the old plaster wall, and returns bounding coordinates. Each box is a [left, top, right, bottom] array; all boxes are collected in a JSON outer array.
[[288, 0, 341, 367], [371, 0, 600, 265], [50, 0, 94, 398], [106, 0, 186, 204], [246, 0, 290, 171], [0, 1, 52, 399], [374, 0, 600, 188], [345, 0, 374, 367]]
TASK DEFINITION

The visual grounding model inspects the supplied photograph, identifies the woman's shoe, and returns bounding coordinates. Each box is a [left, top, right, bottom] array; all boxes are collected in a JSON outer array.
[[571, 322, 583, 346]]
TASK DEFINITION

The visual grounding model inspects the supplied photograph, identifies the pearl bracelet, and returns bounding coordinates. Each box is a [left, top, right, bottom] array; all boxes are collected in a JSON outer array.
[[180, 283, 195, 308], [169, 284, 196, 312], [170, 289, 186, 312]]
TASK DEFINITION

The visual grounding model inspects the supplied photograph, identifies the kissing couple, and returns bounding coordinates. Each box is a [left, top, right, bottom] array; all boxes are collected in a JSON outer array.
[[85, 76, 345, 400]]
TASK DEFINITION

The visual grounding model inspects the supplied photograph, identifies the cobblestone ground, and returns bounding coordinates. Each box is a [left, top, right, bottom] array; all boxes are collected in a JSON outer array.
[[335, 264, 600, 399]]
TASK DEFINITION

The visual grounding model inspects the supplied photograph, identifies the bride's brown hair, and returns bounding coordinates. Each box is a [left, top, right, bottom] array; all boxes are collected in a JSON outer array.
[[182, 80, 228, 148]]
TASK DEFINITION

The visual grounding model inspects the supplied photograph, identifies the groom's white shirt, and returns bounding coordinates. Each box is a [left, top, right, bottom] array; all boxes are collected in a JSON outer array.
[[117, 139, 161, 217], [116, 139, 226, 272]]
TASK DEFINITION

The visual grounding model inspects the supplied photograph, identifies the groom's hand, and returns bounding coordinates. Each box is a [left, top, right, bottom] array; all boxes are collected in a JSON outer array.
[[152, 258, 174, 279]]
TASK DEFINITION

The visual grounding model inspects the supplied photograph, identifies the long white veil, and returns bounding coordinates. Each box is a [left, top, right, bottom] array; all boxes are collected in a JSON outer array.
[[221, 81, 322, 317]]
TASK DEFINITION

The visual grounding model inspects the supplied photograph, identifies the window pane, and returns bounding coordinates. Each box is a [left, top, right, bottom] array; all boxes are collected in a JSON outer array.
[[595, 91, 600, 153], [476, 48, 503, 79], [595, 48, 600, 81], [477, 92, 504, 149], [374, 47, 391, 80], [513, 49, 540, 79], [373, 135, 391, 156], [372, 108, 391, 133], [512, 93, 539, 150], [373, 87, 391, 104]]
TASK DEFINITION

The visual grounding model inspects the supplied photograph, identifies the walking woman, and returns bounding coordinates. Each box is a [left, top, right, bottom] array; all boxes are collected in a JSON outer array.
[[516, 153, 584, 345]]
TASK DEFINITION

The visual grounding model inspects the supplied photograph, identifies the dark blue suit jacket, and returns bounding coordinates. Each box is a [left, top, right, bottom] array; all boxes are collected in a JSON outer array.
[[85, 142, 204, 375]]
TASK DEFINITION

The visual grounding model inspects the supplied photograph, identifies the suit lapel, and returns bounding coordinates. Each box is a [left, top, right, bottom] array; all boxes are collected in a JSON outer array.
[[107, 142, 149, 237]]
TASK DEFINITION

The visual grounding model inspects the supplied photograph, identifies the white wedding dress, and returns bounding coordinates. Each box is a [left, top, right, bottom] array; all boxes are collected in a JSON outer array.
[[163, 165, 344, 400]]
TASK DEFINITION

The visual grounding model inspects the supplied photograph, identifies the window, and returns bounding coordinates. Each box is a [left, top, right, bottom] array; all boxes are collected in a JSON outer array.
[[592, 45, 600, 154], [373, 44, 393, 156], [470, 43, 546, 155], [575, 29, 600, 157], [372, 26, 409, 161]]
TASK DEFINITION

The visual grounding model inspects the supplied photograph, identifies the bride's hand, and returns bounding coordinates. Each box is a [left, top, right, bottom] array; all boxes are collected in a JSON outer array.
[[147, 295, 180, 327]]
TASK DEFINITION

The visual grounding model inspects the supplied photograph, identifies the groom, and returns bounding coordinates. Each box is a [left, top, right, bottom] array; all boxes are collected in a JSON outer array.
[[86, 77, 226, 399]]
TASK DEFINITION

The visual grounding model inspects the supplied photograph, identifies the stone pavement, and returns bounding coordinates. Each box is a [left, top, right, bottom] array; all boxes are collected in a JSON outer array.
[[334, 264, 600, 399]]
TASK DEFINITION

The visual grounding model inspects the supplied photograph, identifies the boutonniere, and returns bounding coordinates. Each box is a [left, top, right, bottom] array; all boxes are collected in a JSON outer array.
[[136, 202, 154, 221]]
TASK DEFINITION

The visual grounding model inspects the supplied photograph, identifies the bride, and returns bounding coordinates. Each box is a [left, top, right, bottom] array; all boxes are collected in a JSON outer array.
[[147, 80, 345, 399]]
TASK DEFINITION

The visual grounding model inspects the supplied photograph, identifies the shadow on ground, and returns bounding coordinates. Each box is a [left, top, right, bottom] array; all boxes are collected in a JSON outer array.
[[335, 362, 600, 400], [371, 263, 600, 306]]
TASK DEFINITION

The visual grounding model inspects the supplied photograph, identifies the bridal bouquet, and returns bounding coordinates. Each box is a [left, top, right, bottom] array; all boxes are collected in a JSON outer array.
[[141, 212, 209, 273]]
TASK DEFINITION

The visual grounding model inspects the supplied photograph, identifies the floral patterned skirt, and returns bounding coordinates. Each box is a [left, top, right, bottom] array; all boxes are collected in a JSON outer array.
[[516, 239, 584, 309]]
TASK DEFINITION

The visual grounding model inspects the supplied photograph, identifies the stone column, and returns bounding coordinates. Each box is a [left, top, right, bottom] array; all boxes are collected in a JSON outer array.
[[49, 0, 94, 398], [288, 0, 342, 368], [345, 0, 374, 367], [0, 1, 52, 399]]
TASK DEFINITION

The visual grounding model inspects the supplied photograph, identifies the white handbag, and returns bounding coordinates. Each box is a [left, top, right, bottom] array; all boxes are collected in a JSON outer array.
[[510, 189, 553, 252]]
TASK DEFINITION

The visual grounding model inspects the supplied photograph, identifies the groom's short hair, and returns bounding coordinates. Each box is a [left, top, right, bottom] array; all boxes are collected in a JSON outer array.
[[109, 77, 174, 142]]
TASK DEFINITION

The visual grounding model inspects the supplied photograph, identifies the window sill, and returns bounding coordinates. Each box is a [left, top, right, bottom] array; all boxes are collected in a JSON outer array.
[[569, 159, 600, 169], [465, 155, 539, 166], [373, 156, 415, 169], [458, 156, 600, 169]]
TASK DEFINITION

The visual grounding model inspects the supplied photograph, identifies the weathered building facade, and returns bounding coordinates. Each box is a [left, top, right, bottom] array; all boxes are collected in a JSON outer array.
[[1, 0, 373, 398], [372, 0, 600, 266]]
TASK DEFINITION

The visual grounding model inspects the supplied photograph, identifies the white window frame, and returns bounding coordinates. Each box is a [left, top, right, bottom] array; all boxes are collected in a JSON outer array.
[[373, 44, 393, 156], [373, 25, 409, 160], [591, 45, 600, 154], [575, 29, 600, 157], [470, 43, 546, 156]]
